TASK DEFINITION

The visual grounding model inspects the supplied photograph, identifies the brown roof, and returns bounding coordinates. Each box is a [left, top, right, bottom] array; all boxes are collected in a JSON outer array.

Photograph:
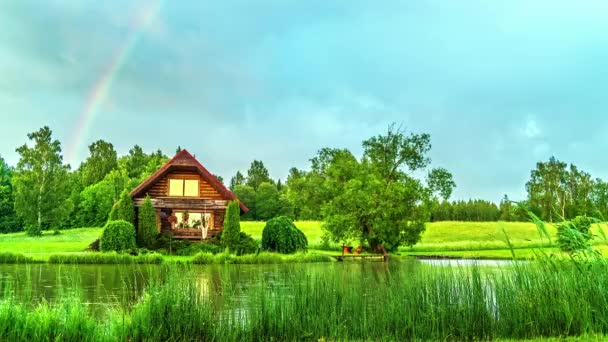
[[130, 149, 249, 212]]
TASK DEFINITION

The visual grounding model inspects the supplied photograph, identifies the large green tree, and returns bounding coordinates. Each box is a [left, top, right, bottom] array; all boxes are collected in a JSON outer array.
[[138, 194, 158, 247], [233, 185, 256, 220], [229, 171, 246, 191], [246, 160, 272, 191], [255, 182, 280, 221], [321, 125, 455, 251], [0, 156, 21, 232], [12, 127, 70, 235], [80, 140, 117, 186]]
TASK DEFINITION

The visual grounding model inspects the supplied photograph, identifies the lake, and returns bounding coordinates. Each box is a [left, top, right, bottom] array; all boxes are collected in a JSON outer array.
[[0, 258, 516, 313]]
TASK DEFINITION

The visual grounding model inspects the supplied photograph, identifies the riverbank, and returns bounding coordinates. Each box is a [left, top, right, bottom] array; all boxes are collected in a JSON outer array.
[[0, 221, 603, 262], [0, 259, 606, 341]]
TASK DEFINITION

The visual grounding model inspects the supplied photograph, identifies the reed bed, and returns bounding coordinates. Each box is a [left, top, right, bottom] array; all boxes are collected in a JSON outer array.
[[191, 251, 333, 264], [0, 258, 607, 340], [47, 253, 164, 264]]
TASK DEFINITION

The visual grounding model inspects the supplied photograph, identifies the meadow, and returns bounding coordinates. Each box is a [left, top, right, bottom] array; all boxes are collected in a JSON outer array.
[[0, 220, 601, 261]]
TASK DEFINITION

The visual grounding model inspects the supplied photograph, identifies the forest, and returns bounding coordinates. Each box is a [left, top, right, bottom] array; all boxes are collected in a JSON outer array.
[[1, 125, 608, 239]]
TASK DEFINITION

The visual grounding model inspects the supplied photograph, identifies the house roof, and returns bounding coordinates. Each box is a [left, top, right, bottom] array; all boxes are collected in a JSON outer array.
[[130, 149, 249, 212]]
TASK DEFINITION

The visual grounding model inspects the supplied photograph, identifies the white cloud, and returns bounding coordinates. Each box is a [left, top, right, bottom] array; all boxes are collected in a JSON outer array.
[[523, 118, 541, 138]]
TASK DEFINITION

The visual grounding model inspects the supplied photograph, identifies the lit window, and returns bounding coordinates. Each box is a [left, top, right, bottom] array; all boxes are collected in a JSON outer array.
[[184, 180, 199, 197], [169, 179, 199, 197], [169, 179, 184, 196]]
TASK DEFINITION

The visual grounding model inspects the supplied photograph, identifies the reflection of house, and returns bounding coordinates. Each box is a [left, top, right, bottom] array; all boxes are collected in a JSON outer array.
[[130, 150, 248, 240]]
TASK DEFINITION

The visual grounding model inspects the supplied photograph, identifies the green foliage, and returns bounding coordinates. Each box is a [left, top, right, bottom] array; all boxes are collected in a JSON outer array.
[[222, 200, 242, 252], [78, 177, 116, 227], [115, 189, 135, 225], [99, 220, 136, 252], [12, 126, 70, 236], [229, 171, 245, 190], [430, 199, 501, 222], [321, 124, 455, 251], [137, 195, 158, 247], [556, 216, 593, 253], [192, 251, 331, 264], [255, 182, 279, 221], [80, 139, 118, 186], [261, 216, 307, 254], [232, 232, 258, 255], [246, 160, 272, 191], [0, 156, 21, 233], [234, 185, 256, 220], [48, 252, 163, 264], [526, 157, 595, 221]]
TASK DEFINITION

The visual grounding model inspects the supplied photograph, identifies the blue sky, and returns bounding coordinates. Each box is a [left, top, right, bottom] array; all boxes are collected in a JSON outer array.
[[1, 0, 608, 201]]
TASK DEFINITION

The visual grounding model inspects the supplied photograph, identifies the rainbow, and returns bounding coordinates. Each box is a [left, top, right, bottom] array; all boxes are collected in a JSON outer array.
[[66, 0, 163, 165]]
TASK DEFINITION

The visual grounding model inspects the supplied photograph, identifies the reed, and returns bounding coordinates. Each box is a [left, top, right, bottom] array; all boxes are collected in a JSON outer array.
[[191, 251, 333, 264], [47, 253, 164, 264], [0, 257, 607, 340]]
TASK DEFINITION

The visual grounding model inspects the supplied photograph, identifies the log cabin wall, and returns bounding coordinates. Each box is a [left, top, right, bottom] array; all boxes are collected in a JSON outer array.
[[213, 209, 225, 230], [145, 172, 223, 199]]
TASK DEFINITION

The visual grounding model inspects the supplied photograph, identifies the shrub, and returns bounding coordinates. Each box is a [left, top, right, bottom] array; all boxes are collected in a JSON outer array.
[[88, 239, 100, 251], [557, 216, 593, 253], [222, 200, 241, 252], [100, 220, 136, 252], [262, 216, 308, 254], [137, 194, 158, 247], [232, 232, 258, 256], [115, 190, 134, 224]]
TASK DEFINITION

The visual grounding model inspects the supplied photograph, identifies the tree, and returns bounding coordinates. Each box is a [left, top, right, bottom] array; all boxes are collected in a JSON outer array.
[[80, 140, 117, 186], [138, 194, 158, 247], [255, 182, 279, 221], [13, 127, 70, 236], [124, 145, 148, 179], [115, 189, 135, 225], [526, 157, 568, 222], [322, 124, 455, 251], [246, 160, 272, 191], [233, 185, 256, 220], [229, 171, 245, 190], [222, 200, 241, 252], [144, 149, 168, 177], [77, 170, 129, 227], [499, 195, 513, 221], [0, 156, 21, 232]]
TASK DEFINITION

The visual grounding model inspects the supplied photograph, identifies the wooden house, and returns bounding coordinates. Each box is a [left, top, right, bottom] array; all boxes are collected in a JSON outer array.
[[130, 149, 247, 240]]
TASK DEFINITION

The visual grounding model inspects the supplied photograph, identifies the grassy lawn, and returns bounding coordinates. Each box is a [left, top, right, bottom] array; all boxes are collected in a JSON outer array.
[[0, 228, 102, 260], [1, 220, 606, 261]]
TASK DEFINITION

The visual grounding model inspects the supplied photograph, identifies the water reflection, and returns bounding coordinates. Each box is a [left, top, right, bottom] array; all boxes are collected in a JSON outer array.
[[0, 259, 515, 314]]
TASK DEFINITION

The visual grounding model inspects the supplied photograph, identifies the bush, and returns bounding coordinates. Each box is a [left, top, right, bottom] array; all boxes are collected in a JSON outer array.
[[557, 216, 593, 253], [100, 220, 136, 252], [262, 216, 308, 254], [137, 194, 158, 247], [88, 239, 100, 251], [232, 232, 258, 256], [115, 190, 134, 224], [222, 200, 242, 252]]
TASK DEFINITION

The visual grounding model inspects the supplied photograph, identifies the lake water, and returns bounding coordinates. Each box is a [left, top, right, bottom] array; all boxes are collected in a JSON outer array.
[[0, 259, 517, 313]]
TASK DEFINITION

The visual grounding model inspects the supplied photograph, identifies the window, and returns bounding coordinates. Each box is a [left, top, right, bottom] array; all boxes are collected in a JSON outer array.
[[168, 179, 199, 197], [174, 212, 212, 229]]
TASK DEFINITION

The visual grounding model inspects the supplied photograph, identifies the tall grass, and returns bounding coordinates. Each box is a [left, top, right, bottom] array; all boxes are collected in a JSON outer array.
[[48, 253, 164, 264], [192, 251, 333, 264], [0, 257, 607, 340]]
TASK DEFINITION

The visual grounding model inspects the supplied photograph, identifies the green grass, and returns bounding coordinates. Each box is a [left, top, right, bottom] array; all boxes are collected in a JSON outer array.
[[241, 221, 325, 244], [2, 221, 605, 262], [1, 258, 608, 340], [0, 228, 103, 259]]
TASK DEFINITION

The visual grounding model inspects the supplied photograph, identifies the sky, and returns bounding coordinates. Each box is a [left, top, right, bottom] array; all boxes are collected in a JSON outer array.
[[1, 0, 608, 202]]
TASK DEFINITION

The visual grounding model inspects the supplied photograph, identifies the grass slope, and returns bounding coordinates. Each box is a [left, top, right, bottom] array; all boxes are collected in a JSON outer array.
[[0, 220, 604, 261]]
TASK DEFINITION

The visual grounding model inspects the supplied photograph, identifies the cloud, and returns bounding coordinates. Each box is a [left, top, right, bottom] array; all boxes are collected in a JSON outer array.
[[523, 118, 541, 139]]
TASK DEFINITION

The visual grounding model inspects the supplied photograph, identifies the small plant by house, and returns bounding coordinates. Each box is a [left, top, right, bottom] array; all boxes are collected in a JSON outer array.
[[262, 216, 307, 254], [100, 220, 136, 252]]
